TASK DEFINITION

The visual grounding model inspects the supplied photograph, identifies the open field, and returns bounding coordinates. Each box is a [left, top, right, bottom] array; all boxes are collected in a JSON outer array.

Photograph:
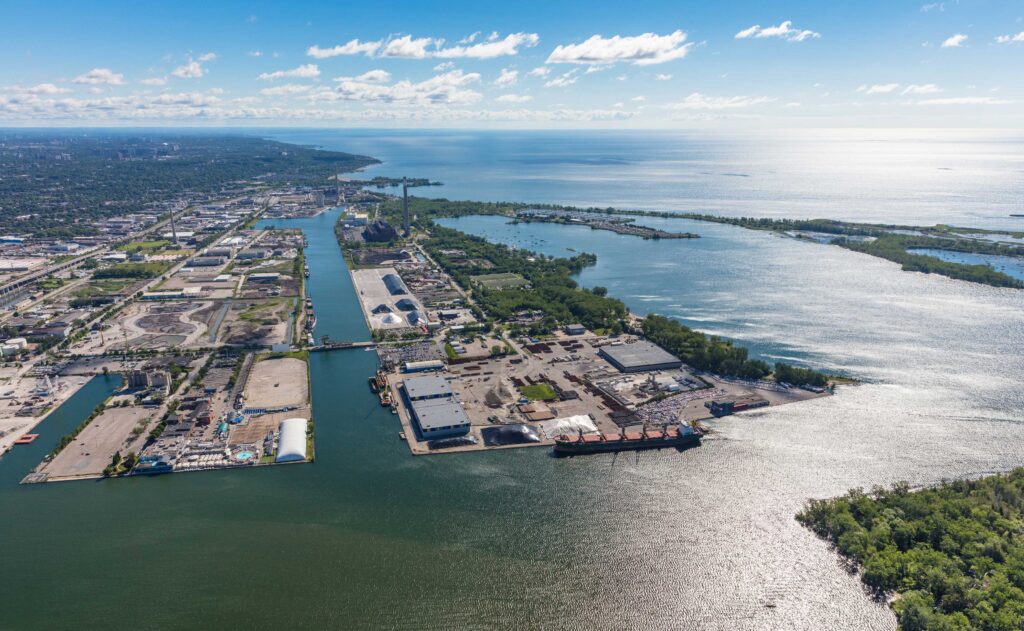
[[244, 356, 308, 409], [469, 272, 529, 289]]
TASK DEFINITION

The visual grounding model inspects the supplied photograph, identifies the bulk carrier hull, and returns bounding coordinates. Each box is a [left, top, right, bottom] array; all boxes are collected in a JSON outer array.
[[553, 425, 702, 455]]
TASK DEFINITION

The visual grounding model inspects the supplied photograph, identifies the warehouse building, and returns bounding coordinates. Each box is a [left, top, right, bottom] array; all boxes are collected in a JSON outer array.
[[402, 374, 452, 400], [599, 340, 683, 373], [409, 398, 471, 439], [401, 374, 470, 439]]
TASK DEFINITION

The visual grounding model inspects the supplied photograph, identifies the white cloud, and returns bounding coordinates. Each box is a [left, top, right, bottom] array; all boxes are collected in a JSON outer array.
[[198, 52, 217, 62], [995, 32, 1024, 44], [546, 30, 693, 65], [356, 70, 391, 83], [172, 61, 203, 79], [258, 64, 321, 81], [496, 94, 532, 103], [655, 74, 672, 81], [308, 33, 537, 61], [902, 83, 941, 95], [920, 3, 944, 12], [73, 68, 125, 85], [433, 32, 539, 59], [857, 83, 900, 94], [735, 21, 820, 42], [249, 50, 263, 57], [307, 40, 382, 58], [140, 77, 169, 86], [434, 61, 455, 71], [319, 69, 483, 105], [941, 33, 968, 48], [544, 70, 579, 88], [494, 68, 518, 87], [20, 83, 70, 95], [379, 35, 437, 59], [631, 96, 646, 102], [260, 83, 313, 96], [527, 67, 550, 77], [666, 92, 775, 110], [916, 96, 1012, 105], [459, 31, 481, 44]]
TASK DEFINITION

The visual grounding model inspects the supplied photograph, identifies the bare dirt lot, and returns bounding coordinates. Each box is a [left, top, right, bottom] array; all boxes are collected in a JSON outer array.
[[244, 357, 308, 409], [41, 406, 154, 480], [218, 299, 292, 347]]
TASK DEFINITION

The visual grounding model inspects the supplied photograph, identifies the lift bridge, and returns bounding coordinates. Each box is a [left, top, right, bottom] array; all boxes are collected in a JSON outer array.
[[309, 335, 376, 352]]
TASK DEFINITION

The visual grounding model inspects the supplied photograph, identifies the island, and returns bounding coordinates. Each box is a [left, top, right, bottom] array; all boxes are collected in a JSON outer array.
[[798, 470, 1024, 630]]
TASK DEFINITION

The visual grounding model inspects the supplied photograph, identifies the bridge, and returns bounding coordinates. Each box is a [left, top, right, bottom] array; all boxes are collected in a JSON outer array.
[[309, 341, 376, 352]]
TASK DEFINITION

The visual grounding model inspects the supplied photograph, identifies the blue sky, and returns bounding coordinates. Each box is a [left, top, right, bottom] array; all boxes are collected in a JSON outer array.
[[1, 0, 1022, 127]]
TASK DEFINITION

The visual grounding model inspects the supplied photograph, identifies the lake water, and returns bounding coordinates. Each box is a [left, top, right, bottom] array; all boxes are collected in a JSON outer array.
[[909, 247, 1024, 281], [270, 128, 1024, 230], [3, 131, 1024, 629]]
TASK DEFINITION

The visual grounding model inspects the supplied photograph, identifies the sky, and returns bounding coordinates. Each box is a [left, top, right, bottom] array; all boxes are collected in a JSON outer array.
[[1, 0, 1023, 128]]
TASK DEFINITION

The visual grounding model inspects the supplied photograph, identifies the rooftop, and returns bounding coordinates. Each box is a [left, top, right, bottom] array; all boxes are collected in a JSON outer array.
[[410, 397, 470, 431], [600, 340, 682, 371], [403, 374, 452, 400]]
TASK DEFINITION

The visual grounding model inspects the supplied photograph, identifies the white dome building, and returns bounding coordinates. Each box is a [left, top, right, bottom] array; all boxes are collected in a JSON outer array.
[[275, 418, 308, 463]]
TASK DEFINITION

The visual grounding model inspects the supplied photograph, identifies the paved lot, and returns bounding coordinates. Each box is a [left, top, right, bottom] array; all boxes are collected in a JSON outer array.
[[351, 267, 425, 330]]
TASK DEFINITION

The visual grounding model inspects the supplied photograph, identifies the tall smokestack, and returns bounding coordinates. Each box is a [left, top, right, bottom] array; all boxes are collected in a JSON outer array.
[[402, 176, 410, 237], [169, 206, 178, 245]]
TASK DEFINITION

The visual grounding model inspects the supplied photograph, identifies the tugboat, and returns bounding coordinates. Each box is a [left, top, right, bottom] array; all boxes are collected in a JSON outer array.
[[303, 264, 310, 278], [553, 422, 703, 456], [368, 370, 387, 393]]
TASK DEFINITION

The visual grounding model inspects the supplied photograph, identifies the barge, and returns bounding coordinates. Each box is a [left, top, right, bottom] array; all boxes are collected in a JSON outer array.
[[553, 423, 702, 455]]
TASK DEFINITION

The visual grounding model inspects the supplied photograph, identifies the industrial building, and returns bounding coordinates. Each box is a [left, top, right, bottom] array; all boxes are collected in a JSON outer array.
[[275, 418, 308, 462], [705, 396, 769, 417], [383, 273, 407, 295], [599, 341, 683, 373], [408, 398, 471, 439], [401, 374, 470, 439], [403, 374, 452, 400]]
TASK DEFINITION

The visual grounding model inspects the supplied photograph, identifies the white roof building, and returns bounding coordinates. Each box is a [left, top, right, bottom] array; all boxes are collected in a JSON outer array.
[[275, 418, 308, 463]]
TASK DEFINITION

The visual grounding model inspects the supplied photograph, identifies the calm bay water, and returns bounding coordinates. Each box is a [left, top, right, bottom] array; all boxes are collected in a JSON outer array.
[[2, 132, 1024, 629]]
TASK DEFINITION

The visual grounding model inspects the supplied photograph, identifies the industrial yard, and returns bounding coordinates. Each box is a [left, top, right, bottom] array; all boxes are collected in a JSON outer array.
[[385, 331, 828, 456]]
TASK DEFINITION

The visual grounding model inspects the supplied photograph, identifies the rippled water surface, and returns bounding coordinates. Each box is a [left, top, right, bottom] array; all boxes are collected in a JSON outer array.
[[2, 131, 1024, 629], [271, 128, 1024, 230]]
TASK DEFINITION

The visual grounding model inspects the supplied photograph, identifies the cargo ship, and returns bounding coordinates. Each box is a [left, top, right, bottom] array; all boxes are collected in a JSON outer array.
[[553, 423, 702, 455]]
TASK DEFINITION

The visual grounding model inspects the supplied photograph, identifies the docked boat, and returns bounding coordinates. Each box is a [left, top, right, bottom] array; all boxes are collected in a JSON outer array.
[[553, 423, 702, 455]]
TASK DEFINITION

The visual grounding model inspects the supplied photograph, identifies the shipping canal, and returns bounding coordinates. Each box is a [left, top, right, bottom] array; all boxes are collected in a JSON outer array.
[[5, 206, 1024, 629]]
